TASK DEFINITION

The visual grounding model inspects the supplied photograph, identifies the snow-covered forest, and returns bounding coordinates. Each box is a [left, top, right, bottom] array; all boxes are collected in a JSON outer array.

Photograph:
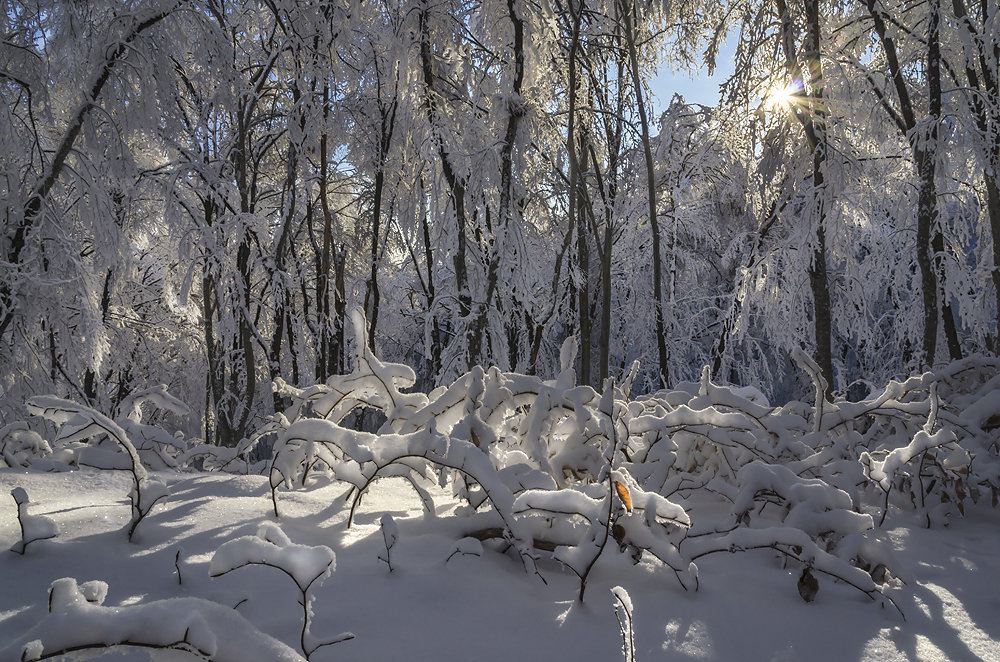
[[2, 0, 999, 422], [2, 0, 1000, 660]]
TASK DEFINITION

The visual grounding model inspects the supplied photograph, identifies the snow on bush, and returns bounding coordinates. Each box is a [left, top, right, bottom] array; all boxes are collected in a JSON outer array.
[[24, 385, 191, 473], [1, 577, 306, 661], [0, 423, 54, 469], [10, 308, 1000, 611], [261, 309, 999, 607], [25, 396, 170, 540]]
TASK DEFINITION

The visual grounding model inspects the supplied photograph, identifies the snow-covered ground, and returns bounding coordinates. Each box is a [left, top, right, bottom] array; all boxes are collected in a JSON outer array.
[[1, 468, 998, 662]]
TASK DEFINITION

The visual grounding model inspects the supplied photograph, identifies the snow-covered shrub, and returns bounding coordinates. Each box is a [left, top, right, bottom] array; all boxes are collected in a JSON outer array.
[[845, 357, 1000, 526], [0, 423, 54, 469], [20, 386, 192, 472], [261, 309, 999, 608], [0, 577, 306, 661], [210, 522, 354, 660], [9, 487, 58, 554], [114, 384, 192, 470], [26, 396, 170, 540]]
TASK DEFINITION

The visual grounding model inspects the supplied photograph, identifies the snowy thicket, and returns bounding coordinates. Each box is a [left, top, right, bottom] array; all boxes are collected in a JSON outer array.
[[256, 312, 998, 607], [8, 311, 999, 611], [4, 312, 1000, 655], [4, 524, 352, 661], [3, 0, 1000, 656]]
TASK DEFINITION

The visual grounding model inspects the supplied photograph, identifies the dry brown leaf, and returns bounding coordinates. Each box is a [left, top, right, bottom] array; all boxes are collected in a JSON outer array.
[[615, 481, 632, 513]]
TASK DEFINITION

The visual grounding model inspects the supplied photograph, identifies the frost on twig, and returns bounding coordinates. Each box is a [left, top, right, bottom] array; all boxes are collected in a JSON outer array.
[[446, 536, 484, 562], [10, 487, 57, 554], [611, 586, 636, 662]]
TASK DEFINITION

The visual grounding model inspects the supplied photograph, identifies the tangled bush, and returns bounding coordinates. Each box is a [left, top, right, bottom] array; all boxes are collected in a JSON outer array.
[[262, 310, 1000, 608]]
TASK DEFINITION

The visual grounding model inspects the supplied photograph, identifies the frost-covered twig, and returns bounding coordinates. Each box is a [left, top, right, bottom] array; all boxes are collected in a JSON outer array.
[[611, 586, 636, 662], [682, 527, 904, 618], [378, 514, 398, 572], [555, 386, 650, 601]]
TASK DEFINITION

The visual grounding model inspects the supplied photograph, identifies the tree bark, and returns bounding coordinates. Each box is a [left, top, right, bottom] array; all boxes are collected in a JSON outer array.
[[774, 0, 834, 394], [468, 0, 527, 367], [866, 0, 960, 367], [622, 0, 668, 388], [419, 3, 473, 369]]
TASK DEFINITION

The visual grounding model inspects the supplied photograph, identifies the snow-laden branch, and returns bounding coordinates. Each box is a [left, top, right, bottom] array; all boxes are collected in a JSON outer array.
[[2, 577, 306, 662], [210, 522, 354, 659]]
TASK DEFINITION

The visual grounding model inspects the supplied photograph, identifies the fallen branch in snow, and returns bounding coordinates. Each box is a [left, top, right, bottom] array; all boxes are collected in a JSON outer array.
[[682, 527, 905, 619]]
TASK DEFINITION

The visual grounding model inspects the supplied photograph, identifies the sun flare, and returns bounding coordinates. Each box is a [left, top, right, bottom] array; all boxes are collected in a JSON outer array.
[[764, 79, 804, 110]]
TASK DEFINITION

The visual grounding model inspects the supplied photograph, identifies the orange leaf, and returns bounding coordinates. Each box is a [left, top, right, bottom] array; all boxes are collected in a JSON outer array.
[[615, 481, 632, 513]]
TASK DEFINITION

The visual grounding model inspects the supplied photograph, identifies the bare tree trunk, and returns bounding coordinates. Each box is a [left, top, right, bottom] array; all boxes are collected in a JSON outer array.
[[622, 0, 668, 388], [363, 79, 399, 352], [365, 168, 386, 351], [565, 0, 592, 385], [951, 0, 1000, 349], [83, 268, 113, 405], [420, 181, 443, 379], [317, 87, 337, 381], [418, 2, 473, 368], [804, 0, 834, 394], [866, 0, 960, 367], [269, 82, 302, 411], [200, 199, 230, 446], [917, 1, 943, 365], [774, 0, 834, 394], [468, 0, 526, 365], [527, 215, 574, 376], [576, 130, 593, 386]]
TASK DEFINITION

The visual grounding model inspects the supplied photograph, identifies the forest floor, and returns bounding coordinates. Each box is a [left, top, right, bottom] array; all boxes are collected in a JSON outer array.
[[1, 468, 998, 661]]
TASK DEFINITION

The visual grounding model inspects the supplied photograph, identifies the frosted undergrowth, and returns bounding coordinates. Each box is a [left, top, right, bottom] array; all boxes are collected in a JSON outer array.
[[258, 311, 999, 609], [5, 308, 999, 631]]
